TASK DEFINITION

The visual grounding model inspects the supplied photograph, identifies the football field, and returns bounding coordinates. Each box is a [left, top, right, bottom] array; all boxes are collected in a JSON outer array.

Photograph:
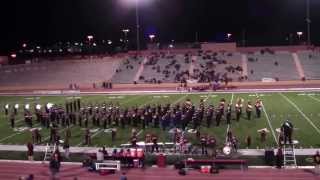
[[1, 91, 320, 149]]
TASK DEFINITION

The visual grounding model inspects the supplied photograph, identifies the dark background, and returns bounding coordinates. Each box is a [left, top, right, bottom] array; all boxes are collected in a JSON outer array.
[[1, 0, 319, 54]]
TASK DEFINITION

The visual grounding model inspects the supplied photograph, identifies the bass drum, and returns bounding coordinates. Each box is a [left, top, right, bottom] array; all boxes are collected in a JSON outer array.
[[222, 143, 233, 156]]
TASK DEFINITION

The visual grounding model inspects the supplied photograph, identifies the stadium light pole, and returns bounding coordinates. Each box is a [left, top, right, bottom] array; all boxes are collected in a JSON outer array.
[[306, 0, 311, 46], [122, 29, 130, 50], [297, 32, 303, 44], [135, 0, 140, 53]]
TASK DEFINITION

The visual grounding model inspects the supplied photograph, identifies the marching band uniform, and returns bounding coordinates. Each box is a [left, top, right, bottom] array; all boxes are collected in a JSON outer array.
[[226, 104, 232, 124], [246, 101, 253, 120], [206, 106, 214, 128], [281, 120, 293, 144], [235, 99, 243, 121], [200, 136, 207, 155], [255, 99, 262, 118]]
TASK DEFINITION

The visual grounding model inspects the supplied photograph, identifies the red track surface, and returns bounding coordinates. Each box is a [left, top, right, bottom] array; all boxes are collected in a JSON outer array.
[[0, 162, 318, 180]]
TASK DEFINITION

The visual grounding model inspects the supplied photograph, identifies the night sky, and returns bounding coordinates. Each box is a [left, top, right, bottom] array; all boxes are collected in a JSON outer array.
[[1, 0, 320, 54]]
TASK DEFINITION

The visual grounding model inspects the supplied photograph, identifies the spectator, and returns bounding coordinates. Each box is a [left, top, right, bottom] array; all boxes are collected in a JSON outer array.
[[120, 172, 127, 180], [314, 151, 320, 175], [49, 153, 61, 180], [63, 139, 70, 159], [27, 142, 34, 161], [275, 148, 283, 169], [26, 174, 34, 180]]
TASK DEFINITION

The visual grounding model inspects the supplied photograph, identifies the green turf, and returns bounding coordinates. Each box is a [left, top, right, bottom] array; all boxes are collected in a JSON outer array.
[[1, 91, 320, 149]]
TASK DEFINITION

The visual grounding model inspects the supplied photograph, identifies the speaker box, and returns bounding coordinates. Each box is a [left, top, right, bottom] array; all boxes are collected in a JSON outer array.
[[178, 169, 186, 176], [265, 150, 275, 166]]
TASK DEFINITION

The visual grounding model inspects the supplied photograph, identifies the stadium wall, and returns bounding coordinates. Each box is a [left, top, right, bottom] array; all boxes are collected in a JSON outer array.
[[0, 56, 8, 65]]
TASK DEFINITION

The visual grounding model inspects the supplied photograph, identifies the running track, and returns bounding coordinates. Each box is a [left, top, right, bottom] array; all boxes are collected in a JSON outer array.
[[0, 161, 318, 180]]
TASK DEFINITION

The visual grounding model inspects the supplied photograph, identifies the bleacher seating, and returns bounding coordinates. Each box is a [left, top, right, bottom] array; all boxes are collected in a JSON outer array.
[[297, 50, 320, 80], [193, 51, 243, 82], [0, 57, 119, 86], [138, 54, 191, 83], [111, 56, 142, 83], [247, 51, 299, 81]]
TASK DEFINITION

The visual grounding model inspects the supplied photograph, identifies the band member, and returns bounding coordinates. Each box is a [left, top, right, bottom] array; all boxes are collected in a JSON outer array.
[[246, 101, 253, 120], [207, 136, 216, 157], [65, 127, 71, 141], [151, 135, 159, 153], [10, 112, 15, 128], [49, 126, 57, 144], [226, 104, 232, 124], [260, 129, 267, 142], [258, 128, 269, 143], [200, 135, 207, 155], [131, 136, 137, 147], [14, 104, 18, 115], [215, 110, 222, 127], [84, 128, 91, 145], [281, 120, 293, 144], [4, 104, 9, 116], [111, 128, 117, 142], [206, 105, 214, 128], [245, 135, 251, 148], [32, 128, 42, 144], [255, 99, 262, 118], [25, 111, 33, 127], [235, 98, 243, 121]]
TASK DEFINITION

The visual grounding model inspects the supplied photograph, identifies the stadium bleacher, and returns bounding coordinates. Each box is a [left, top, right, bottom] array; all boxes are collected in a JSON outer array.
[[297, 50, 320, 80], [111, 56, 142, 84], [247, 51, 299, 81], [0, 57, 119, 87]]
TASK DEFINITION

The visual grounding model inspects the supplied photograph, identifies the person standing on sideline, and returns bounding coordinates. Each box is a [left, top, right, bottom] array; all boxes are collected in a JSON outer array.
[[313, 151, 320, 175], [27, 142, 34, 161], [120, 172, 127, 180], [49, 153, 61, 180], [63, 139, 70, 159]]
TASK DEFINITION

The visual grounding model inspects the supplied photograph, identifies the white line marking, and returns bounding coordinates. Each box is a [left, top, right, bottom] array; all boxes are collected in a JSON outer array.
[[76, 129, 104, 147], [225, 93, 234, 143], [280, 92, 320, 135], [225, 124, 230, 143], [308, 94, 320, 103], [0, 132, 21, 143], [42, 125, 74, 142], [0, 122, 41, 143], [230, 93, 234, 104], [257, 93, 278, 145], [172, 94, 188, 105]]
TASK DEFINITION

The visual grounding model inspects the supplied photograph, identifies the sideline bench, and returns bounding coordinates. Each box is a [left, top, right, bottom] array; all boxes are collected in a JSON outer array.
[[96, 160, 121, 171]]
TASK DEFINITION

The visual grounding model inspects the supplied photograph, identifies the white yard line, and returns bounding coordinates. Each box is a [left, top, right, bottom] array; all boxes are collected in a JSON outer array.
[[172, 94, 188, 105], [280, 92, 320, 135], [76, 129, 104, 147], [256, 93, 278, 145], [308, 94, 320, 103], [225, 93, 234, 143], [0, 132, 22, 143], [0, 122, 41, 143], [225, 124, 230, 143], [230, 93, 234, 104], [42, 125, 75, 142]]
